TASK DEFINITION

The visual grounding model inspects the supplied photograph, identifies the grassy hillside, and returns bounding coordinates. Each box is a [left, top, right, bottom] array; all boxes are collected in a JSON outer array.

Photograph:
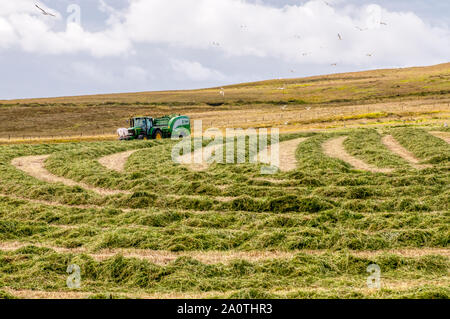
[[0, 63, 449, 139], [2, 63, 450, 105]]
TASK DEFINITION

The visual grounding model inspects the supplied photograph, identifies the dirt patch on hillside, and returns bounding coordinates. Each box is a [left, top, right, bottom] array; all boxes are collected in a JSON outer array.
[[429, 131, 450, 144], [11, 155, 129, 196], [381, 135, 431, 169], [5, 279, 448, 299], [2, 288, 90, 299], [1, 242, 447, 265], [322, 136, 393, 173], [255, 137, 308, 172], [98, 150, 137, 172], [2, 287, 229, 299]]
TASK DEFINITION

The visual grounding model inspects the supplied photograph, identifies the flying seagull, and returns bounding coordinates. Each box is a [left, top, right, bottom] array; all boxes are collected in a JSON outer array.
[[366, 53, 373, 57], [380, 21, 388, 25], [337, 33, 342, 40], [331, 63, 337, 66], [35, 4, 56, 16], [355, 26, 368, 31]]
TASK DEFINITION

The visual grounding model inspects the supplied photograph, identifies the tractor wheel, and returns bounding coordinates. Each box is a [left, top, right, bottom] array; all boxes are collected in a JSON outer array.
[[154, 130, 163, 140]]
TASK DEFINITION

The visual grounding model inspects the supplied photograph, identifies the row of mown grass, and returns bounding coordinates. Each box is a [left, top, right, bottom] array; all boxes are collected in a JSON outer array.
[[0, 247, 448, 298], [0, 197, 447, 251]]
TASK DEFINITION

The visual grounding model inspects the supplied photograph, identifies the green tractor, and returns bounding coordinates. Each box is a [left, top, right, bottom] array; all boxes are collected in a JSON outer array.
[[118, 114, 191, 140]]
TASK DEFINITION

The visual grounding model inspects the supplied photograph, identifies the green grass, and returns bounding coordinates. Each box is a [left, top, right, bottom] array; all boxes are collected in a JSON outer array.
[[0, 126, 448, 298], [0, 248, 448, 298], [390, 127, 450, 164], [344, 128, 409, 168]]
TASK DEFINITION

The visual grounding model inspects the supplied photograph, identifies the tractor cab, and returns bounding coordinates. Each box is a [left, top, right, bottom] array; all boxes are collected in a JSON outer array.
[[128, 117, 153, 138]]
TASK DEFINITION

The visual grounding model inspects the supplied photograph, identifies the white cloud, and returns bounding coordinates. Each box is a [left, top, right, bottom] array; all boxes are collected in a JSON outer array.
[[121, 0, 449, 65], [171, 59, 225, 81], [0, 17, 17, 48], [0, 0, 131, 57], [0, 0, 448, 66], [98, 0, 126, 26]]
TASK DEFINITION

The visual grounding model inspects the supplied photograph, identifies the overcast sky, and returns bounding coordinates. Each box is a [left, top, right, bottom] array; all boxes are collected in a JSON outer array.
[[0, 0, 449, 100]]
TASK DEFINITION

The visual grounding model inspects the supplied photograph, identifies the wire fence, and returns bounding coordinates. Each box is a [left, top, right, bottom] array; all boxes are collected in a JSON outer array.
[[2, 102, 448, 141]]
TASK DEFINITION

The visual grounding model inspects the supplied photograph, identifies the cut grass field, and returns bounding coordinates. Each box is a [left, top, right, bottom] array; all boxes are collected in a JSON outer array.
[[0, 126, 448, 299]]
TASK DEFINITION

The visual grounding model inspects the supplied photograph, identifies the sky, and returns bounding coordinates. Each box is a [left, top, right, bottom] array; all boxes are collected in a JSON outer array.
[[0, 0, 449, 100]]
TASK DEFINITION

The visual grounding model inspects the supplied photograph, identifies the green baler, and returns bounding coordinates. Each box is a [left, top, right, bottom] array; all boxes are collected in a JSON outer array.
[[118, 114, 190, 140]]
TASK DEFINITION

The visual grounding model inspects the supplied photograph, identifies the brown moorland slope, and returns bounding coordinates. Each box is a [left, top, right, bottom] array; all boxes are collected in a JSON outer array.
[[0, 63, 449, 139]]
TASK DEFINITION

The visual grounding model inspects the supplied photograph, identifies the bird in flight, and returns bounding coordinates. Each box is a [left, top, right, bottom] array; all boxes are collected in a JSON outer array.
[[380, 21, 388, 25], [35, 4, 56, 16], [366, 53, 373, 57], [212, 41, 220, 46], [337, 33, 342, 40], [331, 63, 337, 66], [355, 26, 368, 31]]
